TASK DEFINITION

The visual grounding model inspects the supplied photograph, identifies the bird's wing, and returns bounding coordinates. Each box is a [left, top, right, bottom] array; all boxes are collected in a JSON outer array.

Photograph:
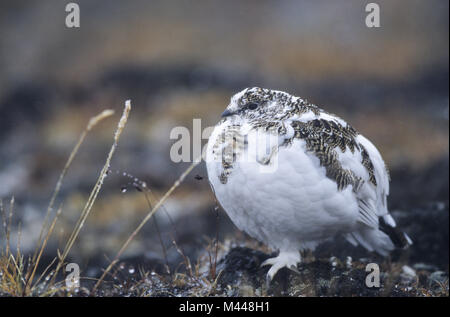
[[353, 134, 391, 228], [289, 115, 389, 229], [347, 134, 412, 250], [288, 111, 411, 252]]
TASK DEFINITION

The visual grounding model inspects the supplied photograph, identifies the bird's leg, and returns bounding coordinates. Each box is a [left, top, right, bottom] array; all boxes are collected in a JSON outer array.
[[261, 250, 301, 283]]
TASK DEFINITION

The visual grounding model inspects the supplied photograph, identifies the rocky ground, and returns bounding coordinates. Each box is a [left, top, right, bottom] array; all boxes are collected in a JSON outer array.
[[87, 157, 449, 297]]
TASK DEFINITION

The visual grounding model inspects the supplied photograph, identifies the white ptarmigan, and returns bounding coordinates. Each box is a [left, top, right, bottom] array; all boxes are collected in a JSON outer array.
[[206, 87, 412, 281]]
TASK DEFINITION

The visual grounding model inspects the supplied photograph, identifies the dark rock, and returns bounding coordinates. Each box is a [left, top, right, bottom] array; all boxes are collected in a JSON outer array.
[[216, 247, 426, 296]]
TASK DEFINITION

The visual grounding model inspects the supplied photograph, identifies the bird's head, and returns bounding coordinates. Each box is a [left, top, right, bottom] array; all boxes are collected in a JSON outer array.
[[221, 87, 300, 122]]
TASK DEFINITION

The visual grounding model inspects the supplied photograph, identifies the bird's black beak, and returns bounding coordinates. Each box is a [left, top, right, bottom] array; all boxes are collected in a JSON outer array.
[[221, 109, 234, 118]]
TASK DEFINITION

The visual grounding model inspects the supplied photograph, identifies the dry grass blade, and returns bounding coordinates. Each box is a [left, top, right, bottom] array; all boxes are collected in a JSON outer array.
[[4, 197, 14, 258], [32, 257, 57, 292], [23, 109, 114, 293], [31, 110, 115, 264], [0, 198, 19, 295], [92, 156, 202, 293], [141, 190, 171, 275], [49, 101, 131, 287], [25, 205, 62, 294]]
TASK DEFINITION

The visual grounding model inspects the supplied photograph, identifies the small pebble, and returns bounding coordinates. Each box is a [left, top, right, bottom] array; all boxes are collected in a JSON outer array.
[[402, 265, 416, 278], [346, 256, 352, 269]]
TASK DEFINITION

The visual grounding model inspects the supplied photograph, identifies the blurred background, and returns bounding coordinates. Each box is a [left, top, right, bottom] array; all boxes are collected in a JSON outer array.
[[0, 0, 448, 282]]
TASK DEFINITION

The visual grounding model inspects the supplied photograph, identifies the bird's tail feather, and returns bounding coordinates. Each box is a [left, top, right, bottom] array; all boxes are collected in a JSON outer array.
[[379, 215, 413, 249], [346, 215, 412, 256], [347, 228, 394, 256]]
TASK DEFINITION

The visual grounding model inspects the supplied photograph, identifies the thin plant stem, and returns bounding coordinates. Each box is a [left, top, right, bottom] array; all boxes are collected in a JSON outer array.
[[49, 101, 131, 288], [92, 158, 201, 293]]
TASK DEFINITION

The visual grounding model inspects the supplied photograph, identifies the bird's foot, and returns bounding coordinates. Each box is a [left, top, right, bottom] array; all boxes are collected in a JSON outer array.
[[261, 251, 301, 283]]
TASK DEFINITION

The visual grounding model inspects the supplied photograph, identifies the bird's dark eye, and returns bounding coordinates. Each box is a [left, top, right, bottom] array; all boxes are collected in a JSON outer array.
[[247, 102, 258, 110]]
